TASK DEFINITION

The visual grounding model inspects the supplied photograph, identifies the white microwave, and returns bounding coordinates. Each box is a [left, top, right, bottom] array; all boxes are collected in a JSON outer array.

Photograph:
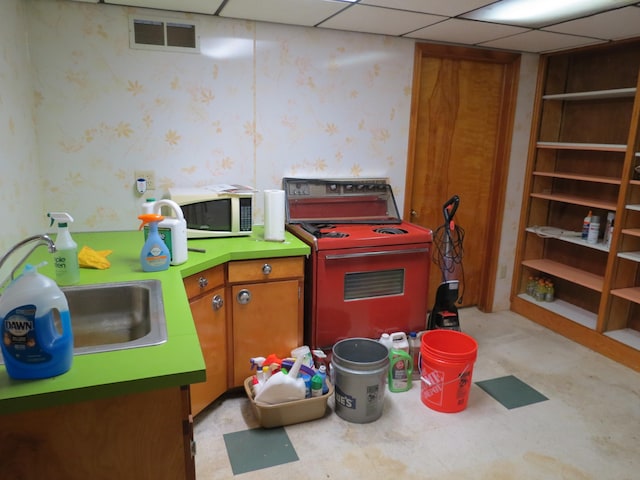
[[169, 187, 253, 238]]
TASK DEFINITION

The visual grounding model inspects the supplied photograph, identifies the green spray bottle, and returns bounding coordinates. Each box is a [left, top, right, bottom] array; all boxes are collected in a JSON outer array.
[[47, 212, 80, 285]]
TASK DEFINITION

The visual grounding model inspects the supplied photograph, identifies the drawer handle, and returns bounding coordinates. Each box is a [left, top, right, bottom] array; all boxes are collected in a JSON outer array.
[[212, 294, 224, 311], [198, 277, 208, 289], [262, 263, 272, 275], [237, 289, 251, 304]]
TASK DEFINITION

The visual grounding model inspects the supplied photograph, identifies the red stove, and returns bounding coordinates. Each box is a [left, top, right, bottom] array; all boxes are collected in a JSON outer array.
[[283, 177, 432, 351]]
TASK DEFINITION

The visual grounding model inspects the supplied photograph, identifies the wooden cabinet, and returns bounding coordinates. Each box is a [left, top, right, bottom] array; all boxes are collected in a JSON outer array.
[[0, 387, 195, 479], [185, 256, 305, 410], [512, 38, 640, 372], [184, 265, 227, 416], [228, 257, 304, 387]]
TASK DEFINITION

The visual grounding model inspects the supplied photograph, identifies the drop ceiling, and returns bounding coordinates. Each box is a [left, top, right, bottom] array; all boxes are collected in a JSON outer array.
[[83, 0, 640, 53]]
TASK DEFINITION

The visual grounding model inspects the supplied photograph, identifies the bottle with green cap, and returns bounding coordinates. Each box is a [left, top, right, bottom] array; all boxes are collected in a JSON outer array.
[[47, 212, 80, 285], [311, 373, 324, 397]]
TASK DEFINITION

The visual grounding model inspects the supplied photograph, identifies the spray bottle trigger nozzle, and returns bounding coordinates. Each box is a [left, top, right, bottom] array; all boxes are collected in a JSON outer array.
[[47, 212, 74, 227]]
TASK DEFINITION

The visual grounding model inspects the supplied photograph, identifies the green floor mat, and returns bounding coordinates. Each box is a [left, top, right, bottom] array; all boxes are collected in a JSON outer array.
[[476, 375, 548, 409], [223, 427, 298, 475]]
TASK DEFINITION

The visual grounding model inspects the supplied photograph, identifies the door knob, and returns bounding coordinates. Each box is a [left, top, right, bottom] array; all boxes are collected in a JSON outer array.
[[410, 209, 418, 217], [211, 294, 224, 311], [236, 289, 251, 304]]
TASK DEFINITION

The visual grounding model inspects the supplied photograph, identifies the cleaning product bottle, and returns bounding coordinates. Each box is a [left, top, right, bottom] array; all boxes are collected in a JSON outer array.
[[587, 215, 600, 244], [152, 199, 188, 266], [390, 331, 409, 353], [388, 332, 412, 392], [582, 210, 592, 240], [137, 214, 171, 272], [141, 197, 156, 214], [254, 354, 306, 404], [47, 212, 80, 285], [388, 348, 413, 393], [409, 331, 421, 381], [378, 332, 393, 350], [0, 263, 73, 379], [603, 212, 615, 247], [316, 364, 329, 394], [311, 373, 324, 397]]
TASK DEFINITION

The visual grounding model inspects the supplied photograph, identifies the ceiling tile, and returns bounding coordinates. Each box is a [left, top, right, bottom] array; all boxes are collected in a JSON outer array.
[[319, 4, 446, 36], [358, 0, 492, 17], [479, 30, 604, 53], [219, 0, 349, 26], [106, 0, 225, 14], [406, 18, 529, 45], [542, 7, 640, 40]]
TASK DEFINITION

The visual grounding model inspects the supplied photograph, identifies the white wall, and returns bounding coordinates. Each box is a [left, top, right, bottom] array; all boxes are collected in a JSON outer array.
[[1, 0, 538, 310]]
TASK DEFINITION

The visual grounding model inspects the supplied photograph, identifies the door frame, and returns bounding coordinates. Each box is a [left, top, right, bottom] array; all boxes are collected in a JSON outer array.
[[404, 43, 521, 312]]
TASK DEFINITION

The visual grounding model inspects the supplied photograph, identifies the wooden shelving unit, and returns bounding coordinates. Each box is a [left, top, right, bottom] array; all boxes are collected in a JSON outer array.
[[511, 38, 640, 373]]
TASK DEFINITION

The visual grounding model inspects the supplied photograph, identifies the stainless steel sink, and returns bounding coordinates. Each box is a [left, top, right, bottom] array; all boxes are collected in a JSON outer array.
[[0, 280, 167, 364], [64, 280, 167, 355]]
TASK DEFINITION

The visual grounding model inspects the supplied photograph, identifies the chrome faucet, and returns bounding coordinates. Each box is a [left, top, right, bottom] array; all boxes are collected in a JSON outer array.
[[0, 234, 57, 291]]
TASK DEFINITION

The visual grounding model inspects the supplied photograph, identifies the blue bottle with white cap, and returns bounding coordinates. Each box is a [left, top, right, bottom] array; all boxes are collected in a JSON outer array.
[[0, 263, 73, 379]]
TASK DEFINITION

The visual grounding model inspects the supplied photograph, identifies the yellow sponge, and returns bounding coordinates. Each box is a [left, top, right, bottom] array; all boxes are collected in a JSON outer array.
[[78, 246, 112, 270]]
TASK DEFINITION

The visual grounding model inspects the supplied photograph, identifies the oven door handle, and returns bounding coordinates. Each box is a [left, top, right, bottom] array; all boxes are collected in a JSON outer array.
[[324, 247, 429, 260]]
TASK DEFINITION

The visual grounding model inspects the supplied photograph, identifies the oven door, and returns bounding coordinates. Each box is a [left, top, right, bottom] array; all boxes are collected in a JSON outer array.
[[313, 243, 430, 349]]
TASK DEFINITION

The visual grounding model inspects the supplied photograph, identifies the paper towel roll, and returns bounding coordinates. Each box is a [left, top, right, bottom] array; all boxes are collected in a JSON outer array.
[[264, 189, 285, 242]]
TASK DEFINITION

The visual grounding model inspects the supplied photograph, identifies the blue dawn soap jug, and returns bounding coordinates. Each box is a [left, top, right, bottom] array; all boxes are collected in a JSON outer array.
[[138, 213, 171, 272], [0, 263, 73, 379]]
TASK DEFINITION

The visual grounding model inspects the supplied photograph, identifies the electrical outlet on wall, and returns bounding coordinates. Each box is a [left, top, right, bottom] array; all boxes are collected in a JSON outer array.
[[135, 170, 155, 191]]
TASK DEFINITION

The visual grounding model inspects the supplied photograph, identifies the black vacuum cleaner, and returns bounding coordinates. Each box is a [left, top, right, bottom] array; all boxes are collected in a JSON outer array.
[[427, 195, 465, 331]]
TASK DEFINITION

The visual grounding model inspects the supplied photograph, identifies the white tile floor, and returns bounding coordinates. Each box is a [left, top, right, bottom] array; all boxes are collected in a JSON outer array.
[[194, 308, 640, 479]]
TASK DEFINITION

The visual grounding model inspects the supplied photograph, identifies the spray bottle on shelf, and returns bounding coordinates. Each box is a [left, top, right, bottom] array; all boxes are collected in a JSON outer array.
[[138, 214, 171, 272], [0, 263, 73, 379], [47, 212, 79, 285], [587, 215, 600, 244], [582, 210, 592, 240], [603, 212, 615, 247]]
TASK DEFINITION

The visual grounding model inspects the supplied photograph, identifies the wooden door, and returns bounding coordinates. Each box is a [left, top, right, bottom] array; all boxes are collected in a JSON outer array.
[[405, 43, 520, 312]]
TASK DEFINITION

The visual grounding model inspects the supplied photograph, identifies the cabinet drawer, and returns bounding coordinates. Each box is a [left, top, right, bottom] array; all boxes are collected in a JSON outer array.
[[183, 265, 225, 299], [227, 257, 304, 283]]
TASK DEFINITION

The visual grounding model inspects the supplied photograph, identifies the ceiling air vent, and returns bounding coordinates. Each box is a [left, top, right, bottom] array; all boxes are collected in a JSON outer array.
[[129, 15, 199, 53]]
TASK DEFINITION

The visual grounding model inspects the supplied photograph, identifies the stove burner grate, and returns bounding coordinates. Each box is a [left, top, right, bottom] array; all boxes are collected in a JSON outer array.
[[322, 231, 348, 238], [374, 227, 408, 235]]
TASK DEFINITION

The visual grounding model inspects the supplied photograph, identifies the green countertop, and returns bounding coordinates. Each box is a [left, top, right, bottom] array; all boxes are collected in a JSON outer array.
[[0, 227, 309, 415]]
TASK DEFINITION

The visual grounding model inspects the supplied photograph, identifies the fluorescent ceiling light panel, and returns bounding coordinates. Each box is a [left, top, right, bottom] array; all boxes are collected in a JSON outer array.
[[463, 0, 638, 28]]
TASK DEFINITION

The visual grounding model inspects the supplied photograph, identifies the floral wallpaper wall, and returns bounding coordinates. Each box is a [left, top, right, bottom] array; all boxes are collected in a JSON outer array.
[[26, 0, 416, 232], [0, 0, 44, 254], [0, 0, 537, 309]]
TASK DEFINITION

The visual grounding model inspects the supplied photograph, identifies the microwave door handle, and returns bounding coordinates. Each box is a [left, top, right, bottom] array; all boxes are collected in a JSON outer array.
[[324, 247, 429, 260]]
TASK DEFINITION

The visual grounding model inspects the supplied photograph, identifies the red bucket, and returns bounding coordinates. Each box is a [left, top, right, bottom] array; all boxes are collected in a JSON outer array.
[[420, 330, 478, 413]]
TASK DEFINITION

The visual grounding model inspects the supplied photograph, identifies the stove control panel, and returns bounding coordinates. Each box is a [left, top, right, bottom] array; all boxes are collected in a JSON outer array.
[[283, 177, 388, 196]]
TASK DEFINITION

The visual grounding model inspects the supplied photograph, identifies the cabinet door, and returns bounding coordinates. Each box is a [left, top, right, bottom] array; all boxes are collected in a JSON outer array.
[[231, 279, 302, 387], [189, 285, 227, 415]]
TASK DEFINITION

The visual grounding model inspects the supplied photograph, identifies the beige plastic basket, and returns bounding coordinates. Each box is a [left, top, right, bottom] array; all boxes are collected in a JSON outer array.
[[243, 376, 333, 428]]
